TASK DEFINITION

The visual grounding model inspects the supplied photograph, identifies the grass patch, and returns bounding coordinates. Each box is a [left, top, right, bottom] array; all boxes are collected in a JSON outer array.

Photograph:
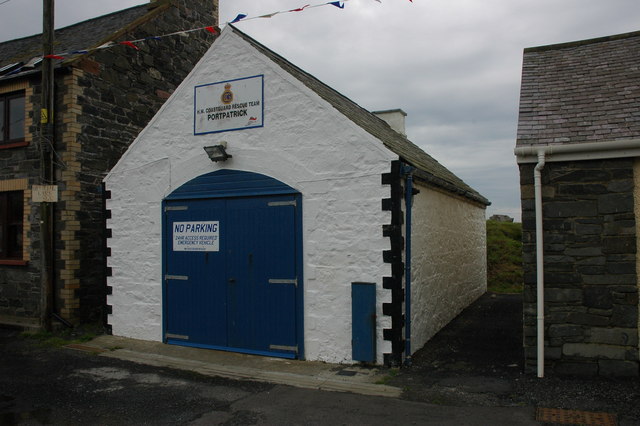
[[375, 368, 399, 385], [22, 323, 102, 348], [486, 220, 523, 293]]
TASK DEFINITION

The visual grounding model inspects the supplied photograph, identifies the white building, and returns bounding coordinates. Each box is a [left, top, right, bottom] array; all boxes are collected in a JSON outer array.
[[104, 25, 489, 365]]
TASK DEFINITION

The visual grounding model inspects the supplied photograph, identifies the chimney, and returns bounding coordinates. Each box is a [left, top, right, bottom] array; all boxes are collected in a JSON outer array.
[[373, 109, 407, 137]]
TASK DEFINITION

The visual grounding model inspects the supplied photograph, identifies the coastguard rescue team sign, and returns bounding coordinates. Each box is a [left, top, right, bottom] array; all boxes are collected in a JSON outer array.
[[173, 221, 220, 252], [194, 75, 264, 134]]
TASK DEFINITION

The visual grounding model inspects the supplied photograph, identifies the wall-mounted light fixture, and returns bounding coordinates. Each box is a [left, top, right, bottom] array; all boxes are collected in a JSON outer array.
[[204, 142, 232, 162]]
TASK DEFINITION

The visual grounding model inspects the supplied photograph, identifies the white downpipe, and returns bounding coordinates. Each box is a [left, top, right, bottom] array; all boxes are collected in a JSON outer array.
[[534, 151, 546, 378], [515, 139, 640, 379]]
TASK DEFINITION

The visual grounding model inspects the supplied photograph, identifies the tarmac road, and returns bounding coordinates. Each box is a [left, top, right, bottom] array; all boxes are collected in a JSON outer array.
[[0, 327, 538, 425], [2, 293, 638, 425]]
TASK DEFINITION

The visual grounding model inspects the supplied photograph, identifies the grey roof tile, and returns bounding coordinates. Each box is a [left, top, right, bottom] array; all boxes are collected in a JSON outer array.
[[517, 31, 640, 147], [0, 3, 156, 80]]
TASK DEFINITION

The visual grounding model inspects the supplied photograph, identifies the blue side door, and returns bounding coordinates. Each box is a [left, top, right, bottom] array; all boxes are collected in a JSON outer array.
[[226, 195, 299, 355], [163, 194, 300, 358], [164, 199, 228, 347]]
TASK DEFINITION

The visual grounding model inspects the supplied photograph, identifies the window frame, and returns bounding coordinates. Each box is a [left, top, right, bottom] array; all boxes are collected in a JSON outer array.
[[0, 190, 27, 265], [0, 90, 27, 149]]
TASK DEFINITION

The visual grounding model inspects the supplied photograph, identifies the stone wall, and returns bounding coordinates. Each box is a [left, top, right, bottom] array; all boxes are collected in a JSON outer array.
[[0, 0, 219, 326], [0, 79, 40, 325], [68, 0, 218, 322], [520, 158, 639, 376]]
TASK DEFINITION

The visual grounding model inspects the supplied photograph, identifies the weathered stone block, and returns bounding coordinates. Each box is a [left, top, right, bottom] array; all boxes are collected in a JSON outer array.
[[545, 272, 582, 285], [548, 324, 583, 338], [611, 305, 638, 328], [606, 262, 636, 274], [598, 193, 634, 214], [563, 343, 627, 360], [554, 361, 599, 376], [575, 223, 602, 235], [565, 247, 602, 256], [558, 183, 607, 195], [602, 236, 635, 254], [582, 274, 635, 285], [604, 220, 635, 236], [545, 289, 582, 303], [576, 265, 605, 275], [544, 201, 597, 218], [588, 327, 638, 346], [567, 312, 609, 327], [612, 290, 638, 305], [545, 347, 563, 360], [576, 256, 605, 266], [598, 360, 639, 377], [583, 286, 612, 309]]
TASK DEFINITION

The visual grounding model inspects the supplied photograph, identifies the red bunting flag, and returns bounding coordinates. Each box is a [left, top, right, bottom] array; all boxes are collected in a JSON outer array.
[[36, 0, 403, 62], [290, 4, 310, 12], [119, 41, 140, 50]]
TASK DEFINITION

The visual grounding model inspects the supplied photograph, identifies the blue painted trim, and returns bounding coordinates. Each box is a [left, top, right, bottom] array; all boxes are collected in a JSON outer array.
[[294, 193, 305, 360], [193, 74, 264, 135], [167, 340, 297, 359], [161, 199, 168, 344], [165, 169, 298, 201]]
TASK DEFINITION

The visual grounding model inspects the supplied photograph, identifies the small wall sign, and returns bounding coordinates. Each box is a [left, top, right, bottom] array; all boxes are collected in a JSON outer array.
[[173, 221, 220, 252], [32, 185, 58, 203], [194, 75, 264, 135]]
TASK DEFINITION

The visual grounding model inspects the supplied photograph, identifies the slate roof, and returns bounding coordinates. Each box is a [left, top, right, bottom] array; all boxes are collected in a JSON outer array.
[[517, 30, 640, 147], [229, 25, 489, 206], [0, 2, 162, 81]]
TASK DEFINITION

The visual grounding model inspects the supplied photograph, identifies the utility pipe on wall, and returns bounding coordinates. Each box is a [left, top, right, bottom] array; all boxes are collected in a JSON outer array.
[[534, 151, 546, 378], [403, 166, 415, 366], [515, 138, 640, 379]]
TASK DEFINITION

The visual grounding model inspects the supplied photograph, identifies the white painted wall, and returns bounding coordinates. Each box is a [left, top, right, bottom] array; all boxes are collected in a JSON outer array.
[[105, 27, 396, 364], [409, 182, 487, 352]]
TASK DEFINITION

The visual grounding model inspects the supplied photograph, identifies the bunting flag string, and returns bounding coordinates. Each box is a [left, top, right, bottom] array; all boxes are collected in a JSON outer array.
[[18, 0, 410, 66], [227, 0, 353, 24]]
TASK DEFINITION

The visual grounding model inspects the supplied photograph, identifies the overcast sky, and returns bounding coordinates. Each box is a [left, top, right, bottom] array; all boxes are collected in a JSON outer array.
[[2, 0, 639, 221]]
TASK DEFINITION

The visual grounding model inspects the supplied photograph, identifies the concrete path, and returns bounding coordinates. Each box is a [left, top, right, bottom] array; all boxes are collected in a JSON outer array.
[[79, 335, 403, 398]]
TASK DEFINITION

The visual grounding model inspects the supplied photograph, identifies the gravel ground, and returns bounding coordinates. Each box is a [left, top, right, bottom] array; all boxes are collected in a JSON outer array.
[[389, 293, 640, 423]]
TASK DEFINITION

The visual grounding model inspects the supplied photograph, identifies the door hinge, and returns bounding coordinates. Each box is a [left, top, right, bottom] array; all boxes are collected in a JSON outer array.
[[269, 344, 298, 353], [165, 333, 189, 340], [268, 200, 296, 207], [165, 275, 189, 281], [165, 205, 188, 212], [268, 278, 297, 287]]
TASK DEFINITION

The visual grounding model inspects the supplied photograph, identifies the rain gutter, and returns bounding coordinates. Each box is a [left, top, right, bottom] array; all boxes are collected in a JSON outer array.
[[514, 138, 640, 378]]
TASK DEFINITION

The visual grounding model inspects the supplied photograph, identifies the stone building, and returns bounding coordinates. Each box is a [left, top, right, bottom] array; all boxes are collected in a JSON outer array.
[[515, 31, 640, 376], [105, 25, 490, 365], [0, 0, 219, 329]]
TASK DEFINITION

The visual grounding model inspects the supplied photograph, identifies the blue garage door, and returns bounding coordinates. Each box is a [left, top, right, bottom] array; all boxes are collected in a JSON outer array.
[[162, 170, 302, 359]]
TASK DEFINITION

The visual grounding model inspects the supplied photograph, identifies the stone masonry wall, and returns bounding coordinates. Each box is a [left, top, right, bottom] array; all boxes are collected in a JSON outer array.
[[67, 0, 218, 322], [1, 1, 219, 325], [520, 158, 639, 376], [0, 79, 40, 325]]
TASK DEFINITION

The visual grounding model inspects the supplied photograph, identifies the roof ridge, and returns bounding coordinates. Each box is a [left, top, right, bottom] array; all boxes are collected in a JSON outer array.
[[0, 3, 156, 46], [227, 25, 489, 206], [525, 29, 640, 53]]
